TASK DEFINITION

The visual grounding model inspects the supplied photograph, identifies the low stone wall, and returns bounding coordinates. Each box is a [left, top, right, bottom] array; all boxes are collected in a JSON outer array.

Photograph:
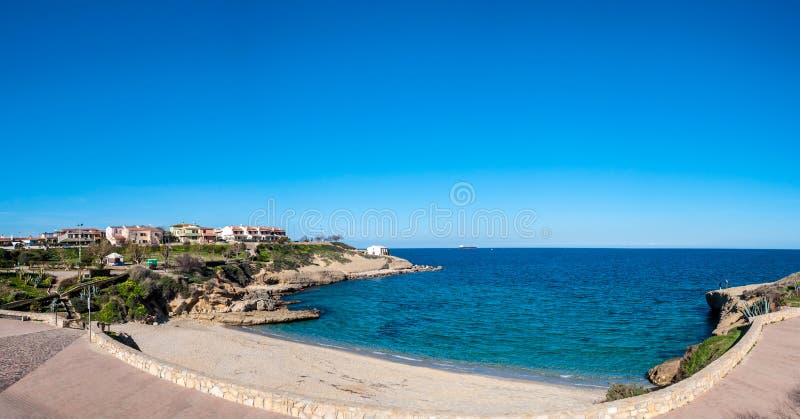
[[0, 309, 65, 327], [555, 307, 800, 419], [87, 322, 442, 419], [5, 306, 799, 418]]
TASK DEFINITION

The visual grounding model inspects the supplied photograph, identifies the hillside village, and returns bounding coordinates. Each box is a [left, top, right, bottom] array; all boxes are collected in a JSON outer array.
[[0, 223, 288, 248], [0, 221, 435, 327]]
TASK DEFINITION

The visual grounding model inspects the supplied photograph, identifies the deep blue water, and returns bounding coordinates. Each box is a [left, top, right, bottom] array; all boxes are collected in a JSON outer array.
[[257, 248, 800, 385]]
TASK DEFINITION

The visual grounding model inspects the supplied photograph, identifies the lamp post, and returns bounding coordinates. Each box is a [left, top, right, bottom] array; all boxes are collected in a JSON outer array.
[[88, 287, 92, 341], [82, 286, 96, 341], [49, 297, 58, 326]]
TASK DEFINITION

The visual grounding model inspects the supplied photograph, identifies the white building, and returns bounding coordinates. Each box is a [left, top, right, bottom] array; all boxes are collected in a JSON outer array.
[[105, 252, 124, 266], [366, 245, 389, 256], [217, 226, 287, 242]]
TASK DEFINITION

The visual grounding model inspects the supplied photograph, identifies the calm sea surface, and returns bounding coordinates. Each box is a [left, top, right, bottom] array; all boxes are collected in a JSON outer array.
[[256, 248, 800, 385]]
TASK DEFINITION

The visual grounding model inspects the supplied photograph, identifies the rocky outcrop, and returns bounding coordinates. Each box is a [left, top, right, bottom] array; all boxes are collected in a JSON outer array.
[[704, 272, 799, 336], [188, 307, 320, 326], [166, 251, 437, 327], [646, 357, 681, 387], [346, 264, 442, 280], [647, 271, 800, 386]]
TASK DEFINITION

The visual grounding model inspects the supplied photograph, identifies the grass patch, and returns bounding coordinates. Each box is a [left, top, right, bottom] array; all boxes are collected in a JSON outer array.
[[605, 383, 651, 401], [255, 243, 351, 271], [780, 284, 800, 307], [679, 327, 744, 379]]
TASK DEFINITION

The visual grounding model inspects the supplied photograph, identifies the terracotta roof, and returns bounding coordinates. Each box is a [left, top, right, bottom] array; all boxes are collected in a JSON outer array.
[[128, 227, 163, 232]]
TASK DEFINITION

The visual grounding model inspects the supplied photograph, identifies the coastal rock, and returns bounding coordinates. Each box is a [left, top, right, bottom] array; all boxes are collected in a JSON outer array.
[[255, 299, 274, 311], [647, 357, 682, 386], [189, 307, 320, 326], [166, 251, 434, 327], [706, 288, 749, 335], [229, 300, 257, 313]]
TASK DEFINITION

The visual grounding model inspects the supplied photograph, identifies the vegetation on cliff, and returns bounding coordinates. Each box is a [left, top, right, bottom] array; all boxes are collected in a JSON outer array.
[[741, 276, 800, 310], [0, 271, 52, 303], [255, 242, 352, 271], [678, 327, 743, 379], [93, 267, 189, 322]]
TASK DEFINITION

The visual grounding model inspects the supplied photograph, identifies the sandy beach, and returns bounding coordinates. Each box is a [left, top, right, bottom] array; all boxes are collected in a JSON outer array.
[[115, 319, 603, 416]]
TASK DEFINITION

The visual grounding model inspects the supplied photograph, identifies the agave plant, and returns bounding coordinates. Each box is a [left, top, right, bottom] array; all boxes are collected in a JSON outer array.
[[740, 296, 770, 320]]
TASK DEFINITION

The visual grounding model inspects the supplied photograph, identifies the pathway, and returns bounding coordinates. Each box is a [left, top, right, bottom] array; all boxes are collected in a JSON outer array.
[[662, 316, 800, 418], [0, 319, 285, 418]]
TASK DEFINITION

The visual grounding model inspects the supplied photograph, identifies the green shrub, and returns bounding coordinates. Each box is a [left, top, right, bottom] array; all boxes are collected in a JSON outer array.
[[679, 327, 743, 379], [96, 300, 123, 323], [217, 264, 252, 287], [117, 278, 148, 320], [605, 383, 651, 401]]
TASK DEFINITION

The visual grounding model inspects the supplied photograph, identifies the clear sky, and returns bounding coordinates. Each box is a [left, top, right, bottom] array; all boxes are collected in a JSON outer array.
[[1, 1, 798, 248]]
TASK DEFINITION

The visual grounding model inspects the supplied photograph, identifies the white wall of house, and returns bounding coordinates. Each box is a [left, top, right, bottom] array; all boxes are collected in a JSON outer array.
[[366, 245, 389, 256]]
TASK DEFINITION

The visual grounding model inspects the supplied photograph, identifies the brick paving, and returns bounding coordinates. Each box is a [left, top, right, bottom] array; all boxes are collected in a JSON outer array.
[[0, 319, 283, 418], [0, 327, 83, 391]]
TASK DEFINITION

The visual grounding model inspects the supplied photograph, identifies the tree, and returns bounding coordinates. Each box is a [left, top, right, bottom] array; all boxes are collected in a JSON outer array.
[[174, 254, 204, 274], [224, 243, 245, 261], [55, 247, 70, 269], [160, 245, 172, 268], [17, 250, 29, 267], [89, 241, 112, 268], [128, 243, 147, 264]]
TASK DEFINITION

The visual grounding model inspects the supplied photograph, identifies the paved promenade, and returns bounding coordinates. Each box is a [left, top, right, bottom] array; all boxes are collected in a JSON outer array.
[[663, 316, 800, 418], [0, 319, 284, 418]]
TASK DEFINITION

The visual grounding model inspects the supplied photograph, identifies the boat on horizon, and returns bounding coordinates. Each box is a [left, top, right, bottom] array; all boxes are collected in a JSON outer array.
[[458, 245, 478, 249]]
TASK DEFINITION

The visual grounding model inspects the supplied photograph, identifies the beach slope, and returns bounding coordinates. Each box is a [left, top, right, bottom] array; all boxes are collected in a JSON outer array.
[[116, 319, 603, 416]]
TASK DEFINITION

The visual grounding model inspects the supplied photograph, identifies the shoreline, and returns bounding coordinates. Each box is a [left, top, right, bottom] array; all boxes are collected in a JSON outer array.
[[259, 267, 620, 389], [240, 324, 613, 389], [114, 318, 604, 415]]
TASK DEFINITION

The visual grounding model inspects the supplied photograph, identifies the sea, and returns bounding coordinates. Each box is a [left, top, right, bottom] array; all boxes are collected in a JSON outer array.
[[254, 248, 800, 386]]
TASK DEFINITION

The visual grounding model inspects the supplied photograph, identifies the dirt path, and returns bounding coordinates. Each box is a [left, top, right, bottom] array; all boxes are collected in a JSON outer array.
[[661, 316, 800, 418]]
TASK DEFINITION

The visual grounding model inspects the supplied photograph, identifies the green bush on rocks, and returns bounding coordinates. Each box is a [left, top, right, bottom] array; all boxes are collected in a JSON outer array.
[[605, 383, 651, 401]]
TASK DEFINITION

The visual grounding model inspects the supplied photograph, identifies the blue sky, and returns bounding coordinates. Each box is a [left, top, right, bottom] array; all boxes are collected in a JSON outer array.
[[1, 1, 798, 248]]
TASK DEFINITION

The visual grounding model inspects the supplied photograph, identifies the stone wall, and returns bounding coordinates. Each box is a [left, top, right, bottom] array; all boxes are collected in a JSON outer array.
[[555, 307, 800, 419], [5, 306, 799, 418], [0, 309, 65, 327]]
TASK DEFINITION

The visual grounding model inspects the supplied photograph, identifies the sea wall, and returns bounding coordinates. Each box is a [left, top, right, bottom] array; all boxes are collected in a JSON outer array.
[[3, 306, 798, 418]]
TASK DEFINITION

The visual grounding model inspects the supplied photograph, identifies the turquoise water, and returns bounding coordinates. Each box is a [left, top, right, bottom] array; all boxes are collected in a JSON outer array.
[[257, 248, 800, 385]]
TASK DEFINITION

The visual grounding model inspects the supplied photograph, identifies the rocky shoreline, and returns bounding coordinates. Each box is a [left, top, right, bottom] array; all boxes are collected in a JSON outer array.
[[646, 271, 800, 387], [167, 251, 441, 327]]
